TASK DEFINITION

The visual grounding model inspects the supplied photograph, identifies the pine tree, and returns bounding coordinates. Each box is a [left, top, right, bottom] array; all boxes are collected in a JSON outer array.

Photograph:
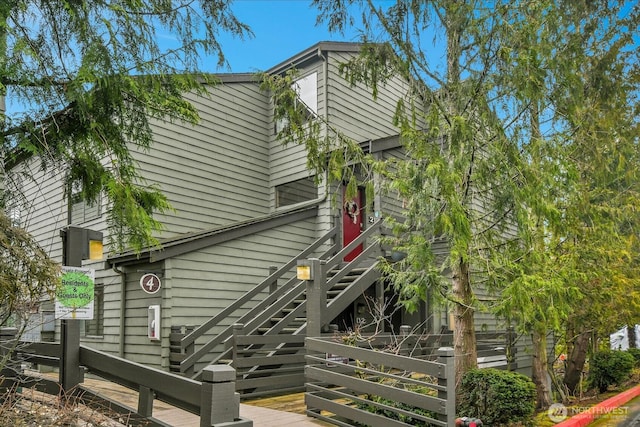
[[1, 0, 251, 251]]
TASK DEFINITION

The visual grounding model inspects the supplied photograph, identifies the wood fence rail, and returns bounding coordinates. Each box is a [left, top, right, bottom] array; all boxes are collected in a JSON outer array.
[[0, 327, 252, 427], [231, 328, 307, 399], [228, 326, 516, 400], [304, 336, 456, 427]]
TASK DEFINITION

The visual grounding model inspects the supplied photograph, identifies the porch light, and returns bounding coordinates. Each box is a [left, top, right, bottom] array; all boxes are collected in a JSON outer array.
[[89, 239, 103, 260], [296, 260, 313, 280], [60, 226, 103, 262]]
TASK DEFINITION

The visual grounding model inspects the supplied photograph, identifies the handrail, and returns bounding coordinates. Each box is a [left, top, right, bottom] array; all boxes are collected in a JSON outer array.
[[18, 342, 200, 415], [180, 224, 340, 374], [80, 345, 202, 414], [253, 219, 385, 337], [181, 219, 384, 377], [325, 261, 381, 322], [182, 278, 307, 373], [325, 218, 383, 272]]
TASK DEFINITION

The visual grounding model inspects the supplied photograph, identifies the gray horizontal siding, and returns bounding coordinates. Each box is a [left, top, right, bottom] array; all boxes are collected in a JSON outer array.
[[379, 148, 406, 222], [6, 160, 68, 259], [123, 264, 165, 368], [168, 219, 316, 330], [134, 82, 271, 237], [327, 51, 407, 143], [91, 270, 125, 352]]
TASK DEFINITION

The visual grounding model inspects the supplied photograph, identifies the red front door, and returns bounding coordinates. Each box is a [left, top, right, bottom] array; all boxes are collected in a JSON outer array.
[[343, 186, 364, 261]]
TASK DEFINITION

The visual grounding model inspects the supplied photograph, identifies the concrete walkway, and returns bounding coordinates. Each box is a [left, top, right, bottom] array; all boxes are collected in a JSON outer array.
[[82, 375, 331, 427], [143, 400, 331, 427]]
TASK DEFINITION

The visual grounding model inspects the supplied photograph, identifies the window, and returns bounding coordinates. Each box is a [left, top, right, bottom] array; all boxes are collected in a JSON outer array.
[[7, 205, 22, 227], [69, 183, 101, 224], [276, 177, 318, 208], [275, 72, 318, 134], [293, 72, 318, 115], [82, 283, 104, 337]]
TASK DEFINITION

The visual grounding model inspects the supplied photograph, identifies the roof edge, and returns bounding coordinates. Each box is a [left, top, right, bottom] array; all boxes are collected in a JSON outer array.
[[267, 41, 363, 75], [108, 201, 322, 267]]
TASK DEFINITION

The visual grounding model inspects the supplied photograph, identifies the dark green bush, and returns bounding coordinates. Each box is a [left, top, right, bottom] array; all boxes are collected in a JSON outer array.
[[627, 348, 640, 367], [458, 368, 536, 426], [588, 350, 635, 392], [358, 384, 438, 426]]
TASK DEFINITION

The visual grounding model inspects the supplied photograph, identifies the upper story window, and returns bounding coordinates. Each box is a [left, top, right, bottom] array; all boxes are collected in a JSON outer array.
[[276, 176, 318, 208], [69, 182, 101, 224], [293, 72, 318, 116], [275, 72, 318, 134]]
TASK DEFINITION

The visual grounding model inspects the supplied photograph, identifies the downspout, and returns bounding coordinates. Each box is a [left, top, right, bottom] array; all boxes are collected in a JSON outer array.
[[112, 264, 126, 358], [317, 47, 329, 124], [317, 48, 332, 231]]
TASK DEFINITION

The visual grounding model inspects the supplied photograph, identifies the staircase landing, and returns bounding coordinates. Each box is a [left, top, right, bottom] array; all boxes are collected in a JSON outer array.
[[244, 391, 308, 414]]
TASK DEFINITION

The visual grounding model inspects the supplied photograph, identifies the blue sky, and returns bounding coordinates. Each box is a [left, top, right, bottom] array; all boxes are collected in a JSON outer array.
[[5, 1, 365, 114], [209, 1, 364, 73]]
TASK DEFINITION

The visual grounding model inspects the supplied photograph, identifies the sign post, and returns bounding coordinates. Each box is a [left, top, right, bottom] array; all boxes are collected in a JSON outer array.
[[59, 226, 102, 395]]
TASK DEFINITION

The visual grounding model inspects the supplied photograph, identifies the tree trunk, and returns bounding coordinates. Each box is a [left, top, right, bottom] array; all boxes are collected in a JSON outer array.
[[563, 330, 591, 394], [532, 328, 552, 409], [452, 259, 477, 387]]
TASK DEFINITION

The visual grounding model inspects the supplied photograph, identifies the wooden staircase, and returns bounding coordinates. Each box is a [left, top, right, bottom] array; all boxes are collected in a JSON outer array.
[[175, 219, 384, 390], [258, 267, 370, 335]]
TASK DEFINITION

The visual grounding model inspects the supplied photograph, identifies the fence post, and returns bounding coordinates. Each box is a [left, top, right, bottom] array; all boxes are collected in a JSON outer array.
[[200, 364, 253, 427], [437, 347, 456, 426], [59, 226, 88, 395], [304, 258, 326, 337], [231, 323, 245, 367], [0, 327, 19, 393], [137, 385, 154, 418], [60, 318, 83, 394], [183, 325, 196, 378]]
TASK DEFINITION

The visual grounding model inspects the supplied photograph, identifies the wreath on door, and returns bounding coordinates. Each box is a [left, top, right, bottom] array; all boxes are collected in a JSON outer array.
[[344, 200, 359, 224]]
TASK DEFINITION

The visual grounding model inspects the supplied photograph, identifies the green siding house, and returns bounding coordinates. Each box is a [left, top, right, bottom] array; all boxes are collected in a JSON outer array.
[[7, 42, 533, 379]]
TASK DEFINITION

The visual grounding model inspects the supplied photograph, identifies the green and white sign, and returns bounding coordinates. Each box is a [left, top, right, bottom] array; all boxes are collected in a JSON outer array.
[[55, 266, 95, 320]]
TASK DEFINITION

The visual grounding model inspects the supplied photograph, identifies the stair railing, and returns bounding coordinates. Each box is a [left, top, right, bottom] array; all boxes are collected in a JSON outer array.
[[263, 218, 385, 337], [180, 224, 340, 377], [231, 219, 386, 395], [302, 219, 384, 336]]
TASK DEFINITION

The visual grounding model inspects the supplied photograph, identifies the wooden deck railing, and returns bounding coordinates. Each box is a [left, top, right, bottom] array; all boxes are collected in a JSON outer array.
[[305, 336, 456, 427], [1, 328, 251, 427], [228, 325, 515, 401], [230, 328, 307, 399]]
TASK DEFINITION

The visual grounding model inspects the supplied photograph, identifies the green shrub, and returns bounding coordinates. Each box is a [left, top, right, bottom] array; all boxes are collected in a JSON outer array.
[[358, 384, 438, 426], [627, 348, 640, 367], [458, 368, 536, 426], [588, 350, 635, 392]]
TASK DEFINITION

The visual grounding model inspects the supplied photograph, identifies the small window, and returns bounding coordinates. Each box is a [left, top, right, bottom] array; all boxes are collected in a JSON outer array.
[[70, 183, 101, 224], [82, 283, 104, 337], [276, 177, 318, 208], [7, 205, 22, 227]]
